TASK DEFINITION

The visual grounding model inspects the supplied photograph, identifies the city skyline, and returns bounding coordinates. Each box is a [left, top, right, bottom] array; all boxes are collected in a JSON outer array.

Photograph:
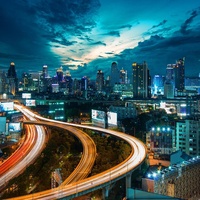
[[0, 0, 200, 78]]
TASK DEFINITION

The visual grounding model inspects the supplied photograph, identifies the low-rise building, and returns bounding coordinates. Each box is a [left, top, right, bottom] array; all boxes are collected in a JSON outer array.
[[146, 126, 176, 156], [109, 103, 137, 120]]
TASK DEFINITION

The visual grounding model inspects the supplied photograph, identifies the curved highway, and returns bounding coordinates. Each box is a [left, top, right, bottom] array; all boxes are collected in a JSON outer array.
[[24, 121, 97, 185], [6, 106, 147, 200], [0, 107, 46, 189], [0, 125, 36, 176]]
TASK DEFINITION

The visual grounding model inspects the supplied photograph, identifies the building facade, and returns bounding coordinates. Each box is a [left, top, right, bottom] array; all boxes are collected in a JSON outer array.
[[96, 70, 104, 92], [110, 62, 119, 87], [174, 58, 185, 93], [146, 126, 175, 155], [132, 61, 151, 98], [7, 62, 18, 95], [142, 157, 200, 199], [175, 118, 200, 156]]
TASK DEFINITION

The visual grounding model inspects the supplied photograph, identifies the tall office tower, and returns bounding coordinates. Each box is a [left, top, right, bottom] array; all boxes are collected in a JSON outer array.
[[0, 76, 2, 94], [166, 64, 175, 81], [110, 62, 119, 87], [0, 71, 6, 94], [42, 65, 48, 78], [56, 67, 64, 82], [96, 70, 104, 92], [152, 74, 165, 95], [164, 80, 174, 98], [174, 57, 185, 92], [119, 68, 127, 84], [132, 61, 151, 98], [81, 76, 89, 99], [21, 72, 29, 91], [7, 62, 17, 78], [7, 62, 18, 95], [165, 64, 176, 97], [81, 76, 88, 91], [64, 70, 73, 93]]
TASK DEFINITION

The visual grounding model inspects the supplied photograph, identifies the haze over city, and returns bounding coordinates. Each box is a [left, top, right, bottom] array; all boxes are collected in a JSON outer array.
[[0, 0, 200, 78]]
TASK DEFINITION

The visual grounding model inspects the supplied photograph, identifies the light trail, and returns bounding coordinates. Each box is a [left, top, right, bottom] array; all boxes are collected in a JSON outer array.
[[6, 105, 146, 200]]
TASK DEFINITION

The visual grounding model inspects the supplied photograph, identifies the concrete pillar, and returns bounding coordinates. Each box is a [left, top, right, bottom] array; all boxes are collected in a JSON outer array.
[[126, 172, 132, 198], [102, 185, 110, 200]]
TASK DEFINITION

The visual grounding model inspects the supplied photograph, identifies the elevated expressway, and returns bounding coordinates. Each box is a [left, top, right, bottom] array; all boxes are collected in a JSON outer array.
[[0, 105, 96, 192], [6, 106, 147, 200], [0, 108, 46, 190], [23, 121, 97, 185]]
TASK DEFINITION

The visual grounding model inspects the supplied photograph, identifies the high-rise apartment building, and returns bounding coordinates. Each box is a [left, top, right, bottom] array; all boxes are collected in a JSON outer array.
[[96, 70, 104, 92], [176, 118, 200, 156], [132, 61, 151, 98], [110, 62, 119, 87]]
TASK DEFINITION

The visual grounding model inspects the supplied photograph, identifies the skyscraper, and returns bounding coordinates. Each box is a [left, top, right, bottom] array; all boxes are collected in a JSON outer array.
[[81, 76, 89, 99], [7, 62, 17, 79], [0, 71, 7, 94], [56, 67, 64, 82], [174, 57, 185, 92], [64, 70, 73, 93], [166, 64, 175, 82], [152, 74, 165, 95], [96, 70, 104, 92], [119, 68, 127, 84], [110, 62, 119, 87], [7, 62, 18, 95], [132, 61, 151, 98], [164, 80, 174, 98], [42, 65, 48, 79]]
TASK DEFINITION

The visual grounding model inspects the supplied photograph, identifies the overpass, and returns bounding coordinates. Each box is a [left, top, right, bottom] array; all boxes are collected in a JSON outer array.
[[23, 121, 97, 185], [7, 105, 147, 200]]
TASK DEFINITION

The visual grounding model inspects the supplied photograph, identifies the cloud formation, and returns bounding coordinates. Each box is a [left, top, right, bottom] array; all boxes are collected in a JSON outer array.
[[0, 0, 200, 79]]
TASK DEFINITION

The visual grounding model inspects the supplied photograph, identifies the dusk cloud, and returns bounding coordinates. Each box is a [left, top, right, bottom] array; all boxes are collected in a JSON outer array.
[[150, 20, 167, 29], [106, 31, 120, 37], [180, 10, 199, 34], [0, 0, 200, 79]]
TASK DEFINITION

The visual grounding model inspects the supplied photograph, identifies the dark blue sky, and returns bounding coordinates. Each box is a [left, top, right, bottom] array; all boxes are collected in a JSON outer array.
[[0, 0, 200, 79]]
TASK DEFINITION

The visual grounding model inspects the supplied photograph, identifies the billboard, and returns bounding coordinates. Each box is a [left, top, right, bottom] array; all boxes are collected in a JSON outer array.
[[11, 112, 23, 122], [107, 111, 117, 126], [25, 99, 36, 106], [91, 109, 105, 128], [0, 117, 6, 132], [0, 102, 14, 112], [22, 93, 31, 99], [177, 104, 187, 116], [8, 122, 21, 132]]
